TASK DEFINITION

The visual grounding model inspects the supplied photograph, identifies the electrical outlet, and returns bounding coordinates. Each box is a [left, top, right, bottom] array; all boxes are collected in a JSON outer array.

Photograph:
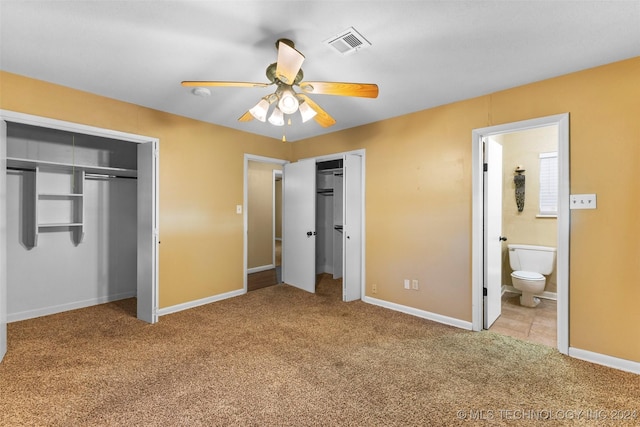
[[404, 279, 410, 290], [372, 283, 377, 294], [412, 279, 419, 290]]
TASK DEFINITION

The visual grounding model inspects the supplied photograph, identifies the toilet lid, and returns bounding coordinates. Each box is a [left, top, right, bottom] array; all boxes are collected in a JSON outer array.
[[511, 271, 544, 280]]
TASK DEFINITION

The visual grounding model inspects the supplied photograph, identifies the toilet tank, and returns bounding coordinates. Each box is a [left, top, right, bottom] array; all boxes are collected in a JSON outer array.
[[508, 244, 556, 275]]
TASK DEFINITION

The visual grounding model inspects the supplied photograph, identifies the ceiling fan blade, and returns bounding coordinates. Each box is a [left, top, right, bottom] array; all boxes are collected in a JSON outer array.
[[298, 94, 336, 128], [238, 111, 254, 122], [181, 81, 270, 88], [299, 82, 379, 98], [275, 41, 305, 85]]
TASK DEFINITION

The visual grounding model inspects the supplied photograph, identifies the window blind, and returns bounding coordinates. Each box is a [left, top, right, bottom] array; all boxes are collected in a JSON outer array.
[[539, 152, 558, 215]]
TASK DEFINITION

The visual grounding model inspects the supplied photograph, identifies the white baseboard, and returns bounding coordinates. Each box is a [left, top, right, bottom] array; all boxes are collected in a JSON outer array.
[[247, 264, 275, 274], [8, 291, 137, 323], [569, 347, 640, 375], [503, 285, 557, 301], [362, 296, 473, 330], [157, 289, 245, 317]]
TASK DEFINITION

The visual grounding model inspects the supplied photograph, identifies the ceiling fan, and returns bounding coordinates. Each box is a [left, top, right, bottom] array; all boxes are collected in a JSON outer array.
[[181, 39, 379, 129]]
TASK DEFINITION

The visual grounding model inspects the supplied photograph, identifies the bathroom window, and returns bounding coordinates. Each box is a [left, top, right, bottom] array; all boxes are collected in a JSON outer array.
[[539, 152, 558, 216]]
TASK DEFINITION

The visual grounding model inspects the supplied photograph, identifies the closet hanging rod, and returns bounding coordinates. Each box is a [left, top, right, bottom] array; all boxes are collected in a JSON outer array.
[[6, 167, 136, 180], [7, 166, 35, 172], [85, 173, 137, 180]]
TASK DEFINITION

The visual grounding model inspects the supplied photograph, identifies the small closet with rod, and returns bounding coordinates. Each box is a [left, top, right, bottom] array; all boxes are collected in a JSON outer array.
[[1, 113, 158, 325], [316, 159, 344, 280]]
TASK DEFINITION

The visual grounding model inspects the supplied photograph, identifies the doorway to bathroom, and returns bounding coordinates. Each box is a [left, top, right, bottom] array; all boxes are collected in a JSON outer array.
[[471, 114, 570, 355]]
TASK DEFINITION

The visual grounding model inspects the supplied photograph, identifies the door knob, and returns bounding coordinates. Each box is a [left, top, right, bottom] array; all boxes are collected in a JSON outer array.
[[306, 231, 317, 237], [499, 236, 508, 241]]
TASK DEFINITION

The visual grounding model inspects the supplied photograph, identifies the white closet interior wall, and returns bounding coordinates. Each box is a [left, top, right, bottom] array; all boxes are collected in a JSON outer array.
[[6, 123, 138, 322]]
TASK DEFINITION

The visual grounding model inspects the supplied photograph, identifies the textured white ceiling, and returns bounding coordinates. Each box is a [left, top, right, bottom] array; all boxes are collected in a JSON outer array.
[[1, 1, 639, 141]]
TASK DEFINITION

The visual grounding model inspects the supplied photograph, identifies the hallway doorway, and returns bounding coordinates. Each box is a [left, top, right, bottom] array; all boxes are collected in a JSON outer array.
[[471, 114, 570, 354], [244, 155, 287, 292]]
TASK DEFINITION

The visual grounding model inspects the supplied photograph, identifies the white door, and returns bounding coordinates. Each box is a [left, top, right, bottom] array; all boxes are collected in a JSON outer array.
[[137, 141, 158, 323], [0, 120, 7, 362], [282, 159, 316, 293], [484, 137, 503, 328], [343, 154, 362, 302]]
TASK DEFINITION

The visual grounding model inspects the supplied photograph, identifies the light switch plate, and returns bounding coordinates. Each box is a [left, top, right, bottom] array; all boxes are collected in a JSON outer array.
[[570, 194, 597, 209], [236, 205, 243, 214]]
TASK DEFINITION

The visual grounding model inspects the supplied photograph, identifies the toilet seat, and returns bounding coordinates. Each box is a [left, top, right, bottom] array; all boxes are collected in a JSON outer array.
[[511, 270, 544, 281]]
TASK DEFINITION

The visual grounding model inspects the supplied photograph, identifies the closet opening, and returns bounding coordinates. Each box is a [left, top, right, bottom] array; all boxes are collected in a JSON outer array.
[[1, 111, 159, 349], [315, 159, 344, 299], [281, 150, 363, 302]]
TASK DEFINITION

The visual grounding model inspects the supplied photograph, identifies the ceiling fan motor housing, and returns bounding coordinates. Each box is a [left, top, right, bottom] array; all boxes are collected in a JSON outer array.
[[266, 63, 303, 85]]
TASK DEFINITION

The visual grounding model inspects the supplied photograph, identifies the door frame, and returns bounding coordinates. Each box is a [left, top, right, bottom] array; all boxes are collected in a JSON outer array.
[[243, 154, 288, 292], [471, 113, 570, 354], [0, 110, 160, 362], [299, 149, 366, 300], [272, 169, 282, 268]]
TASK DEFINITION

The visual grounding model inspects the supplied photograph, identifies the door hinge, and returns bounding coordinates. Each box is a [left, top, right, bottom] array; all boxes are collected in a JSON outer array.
[[483, 163, 488, 172], [483, 287, 488, 296]]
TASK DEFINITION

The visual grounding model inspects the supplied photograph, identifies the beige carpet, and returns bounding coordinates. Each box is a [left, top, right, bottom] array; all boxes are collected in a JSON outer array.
[[1, 276, 638, 426]]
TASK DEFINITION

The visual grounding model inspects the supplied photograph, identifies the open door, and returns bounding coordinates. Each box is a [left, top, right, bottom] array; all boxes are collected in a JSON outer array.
[[282, 159, 316, 293], [484, 137, 503, 328], [0, 120, 7, 362], [137, 141, 158, 323], [343, 154, 362, 302]]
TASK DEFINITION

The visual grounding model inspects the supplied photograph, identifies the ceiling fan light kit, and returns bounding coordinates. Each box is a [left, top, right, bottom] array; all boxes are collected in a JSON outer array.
[[276, 85, 299, 114], [181, 37, 378, 133], [268, 107, 285, 126], [248, 97, 272, 122], [298, 100, 317, 123]]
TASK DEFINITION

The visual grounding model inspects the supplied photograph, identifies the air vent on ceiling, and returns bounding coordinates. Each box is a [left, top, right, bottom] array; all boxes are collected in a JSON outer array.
[[324, 27, 371, 55]]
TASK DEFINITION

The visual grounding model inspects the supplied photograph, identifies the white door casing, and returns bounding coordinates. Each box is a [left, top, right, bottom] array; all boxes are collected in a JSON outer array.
[[242, 154, 288, 292], [282, 159, 316, 293], [137, 141, 159, 324], [0, 119, 7, 362], [484, 138, 503, 328], [343, 154, 362, 302], [471, 113, 570, 354]]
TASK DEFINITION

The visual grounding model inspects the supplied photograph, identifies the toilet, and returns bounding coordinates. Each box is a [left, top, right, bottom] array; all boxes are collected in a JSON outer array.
[[507, 244, 556, 307]]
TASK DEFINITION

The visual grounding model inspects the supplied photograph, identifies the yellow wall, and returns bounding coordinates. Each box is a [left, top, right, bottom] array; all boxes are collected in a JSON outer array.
[[0, 71, 290, 308], [248, 161, 282, 269], [292, 57, 640, 362], [2, 56, 639, 363]]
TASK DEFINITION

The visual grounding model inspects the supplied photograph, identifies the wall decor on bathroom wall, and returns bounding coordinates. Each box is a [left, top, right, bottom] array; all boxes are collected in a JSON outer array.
[[514, 165, 525, 212]]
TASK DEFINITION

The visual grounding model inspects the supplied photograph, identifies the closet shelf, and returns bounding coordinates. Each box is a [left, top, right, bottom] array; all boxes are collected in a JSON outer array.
[[7, 157, 137, 178], [39, 193, 83, 198], [38, 223, 83, 228], [317, 188, 334, 195]]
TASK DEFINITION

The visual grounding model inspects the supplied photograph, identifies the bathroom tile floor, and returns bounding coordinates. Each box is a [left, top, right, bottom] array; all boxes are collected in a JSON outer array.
[[489, 291, 557, 348]]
